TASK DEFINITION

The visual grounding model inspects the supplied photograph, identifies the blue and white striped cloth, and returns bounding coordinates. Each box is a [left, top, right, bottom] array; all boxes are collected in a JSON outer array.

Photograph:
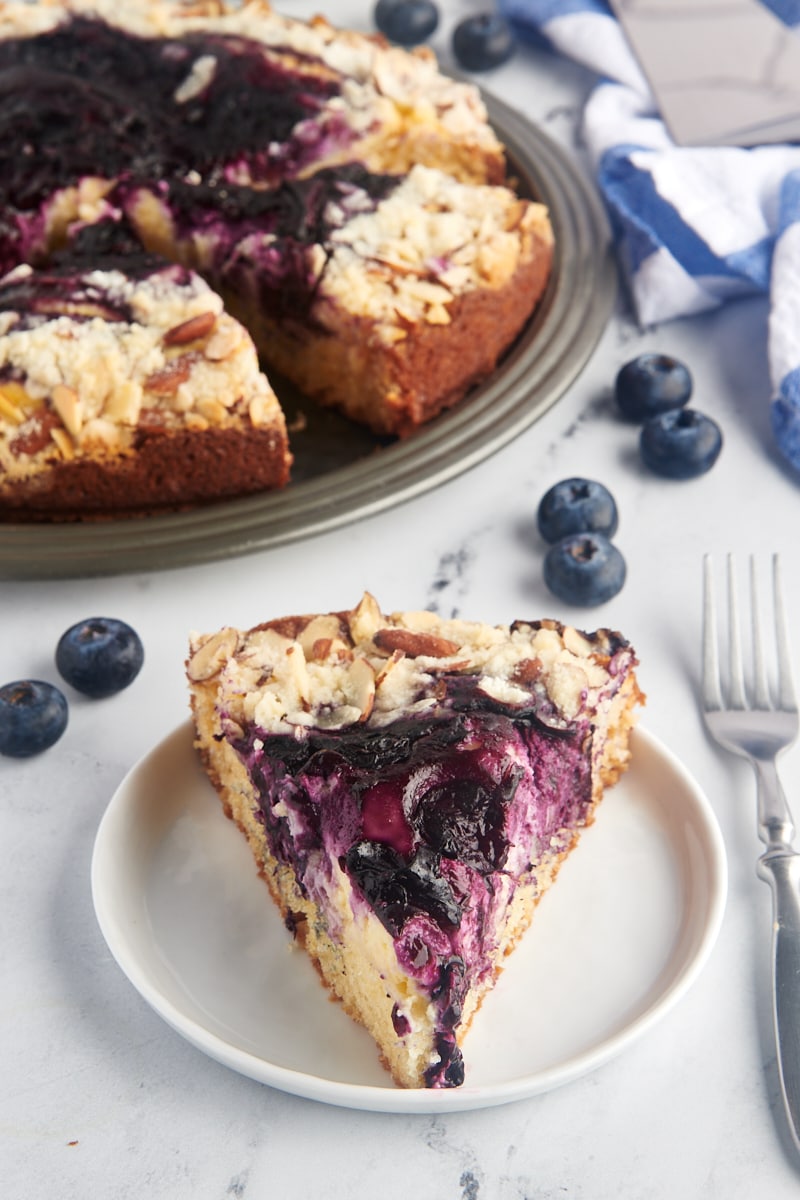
[[499, 0, 800, 473]]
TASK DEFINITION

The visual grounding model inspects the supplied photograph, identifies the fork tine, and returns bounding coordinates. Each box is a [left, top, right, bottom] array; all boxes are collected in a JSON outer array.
[[751, 555, 771, 710], [702, 554, 723, 711], [727, 554, 747, 710], [773, 554, 798, 713]]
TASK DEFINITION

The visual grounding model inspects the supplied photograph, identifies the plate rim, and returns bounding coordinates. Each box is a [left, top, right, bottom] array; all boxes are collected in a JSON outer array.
[[0, 95, 616, 579], [91, 722, 728, 1114]]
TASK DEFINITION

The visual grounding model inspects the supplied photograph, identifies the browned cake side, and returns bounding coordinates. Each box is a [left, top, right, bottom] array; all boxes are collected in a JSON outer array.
[[193, 168, 556, 437], [0, 264, 291, 520]]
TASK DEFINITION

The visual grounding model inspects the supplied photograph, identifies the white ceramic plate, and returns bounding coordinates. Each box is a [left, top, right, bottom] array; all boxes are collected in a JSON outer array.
[[91, 722, 727, 1113]]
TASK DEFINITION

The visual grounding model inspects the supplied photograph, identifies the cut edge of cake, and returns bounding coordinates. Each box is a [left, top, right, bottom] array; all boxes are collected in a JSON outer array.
[[0, 255, 291, 519], [186, 594, 644, 1089], [120, 164, 555, 437]]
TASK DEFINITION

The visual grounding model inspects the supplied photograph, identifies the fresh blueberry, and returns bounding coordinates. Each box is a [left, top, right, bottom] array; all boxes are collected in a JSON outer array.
[[639, 408, 723, 479], [56, 617, 144, 699], [452, 15, 516, 71], [543, 534, 626, 607], [615, 353, 692, 421], [0, 680, 68, 757], [537, 477, 618, 544], [374, 0, 439, 46]]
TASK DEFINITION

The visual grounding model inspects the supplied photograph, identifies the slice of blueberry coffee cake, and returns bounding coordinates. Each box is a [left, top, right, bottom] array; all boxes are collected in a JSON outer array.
[[187, 594, 643, 1089], [0, 220, 290, 519], [118, 163, 554, 436]]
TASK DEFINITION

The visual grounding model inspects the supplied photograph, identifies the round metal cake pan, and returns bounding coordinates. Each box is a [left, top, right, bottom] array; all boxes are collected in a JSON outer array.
[[0, 93, 617, 579]]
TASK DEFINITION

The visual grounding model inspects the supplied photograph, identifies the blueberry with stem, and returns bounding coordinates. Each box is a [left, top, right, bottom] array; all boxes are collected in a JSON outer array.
[[56, 617, 144, 699], [544, 533, 626, 607], [374, 0, 439, 46], [537, 477, 619, 544], [452, 15, 516, 71], [0, 679, 68, 757], [639, 409, 723, 479]]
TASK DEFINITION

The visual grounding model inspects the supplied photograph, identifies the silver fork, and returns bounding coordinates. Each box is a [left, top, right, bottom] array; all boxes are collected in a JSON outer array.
[[703, 553, 800, 1151]]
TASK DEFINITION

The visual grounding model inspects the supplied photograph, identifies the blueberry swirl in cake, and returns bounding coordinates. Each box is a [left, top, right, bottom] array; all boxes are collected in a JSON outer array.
[[188, 594, 643, 1088]]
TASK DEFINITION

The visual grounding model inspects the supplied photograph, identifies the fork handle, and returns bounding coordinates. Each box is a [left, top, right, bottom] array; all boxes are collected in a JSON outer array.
[[757, 847, 800, 1151]]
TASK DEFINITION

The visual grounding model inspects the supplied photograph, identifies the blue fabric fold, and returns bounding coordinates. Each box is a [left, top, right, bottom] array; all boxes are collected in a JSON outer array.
[[499, 0, 800, 472]]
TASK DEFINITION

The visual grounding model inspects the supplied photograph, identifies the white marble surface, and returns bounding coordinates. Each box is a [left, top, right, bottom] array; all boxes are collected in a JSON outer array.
[[5, 2, 800, 1196]]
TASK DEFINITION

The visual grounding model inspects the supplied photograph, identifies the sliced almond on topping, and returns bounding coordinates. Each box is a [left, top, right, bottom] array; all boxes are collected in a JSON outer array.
[[427, 658, 471, 674], [204, 321, 243, 361], [310, 637, 333, 661], [0, 390, 25, 424], [187, 628, 239, 681], [297, 614, 344, 659], [50, 426, 74, 459], [383, 326, 408, 344], [196, 397, 229, 424], [314, 704, 364, 730], [425, 304, 451, 326], [374, 648, 404, 689], [76, 175, 113, 221], [103, 380, 143, 425], [504, 199, 527, 233], [373, 628, 462, 659], [145, 358, 192, 395], [308, 636, 351, 662], [547, 662, 588, 721], [51, 383, 83, 438], [39, 300, 115, 320], [511, 657, 543, 685], [0, 380, 38, 412], [183, 412, 210, 431], [345, 656, 376, 722], [283, 642, 311, 706], [562, 625, 593, 659], [348, 592, 383, 644], [476, 234, 517, 287], [249, 393, 276, 427], [163, 311, 217, 347], [401, 278, 453, 306]]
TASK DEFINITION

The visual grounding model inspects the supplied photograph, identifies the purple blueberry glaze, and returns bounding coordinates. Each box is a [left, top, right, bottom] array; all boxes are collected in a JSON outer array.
[[117, 165, 400, 322], [0, 164, 401, 328], [0, 16, 351, 203], [0, 15, 376, 274], [0, 218, 191, 327]]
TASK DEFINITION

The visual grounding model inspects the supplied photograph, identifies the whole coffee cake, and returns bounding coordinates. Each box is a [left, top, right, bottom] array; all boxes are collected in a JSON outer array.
[[0, 0, 554, 517]]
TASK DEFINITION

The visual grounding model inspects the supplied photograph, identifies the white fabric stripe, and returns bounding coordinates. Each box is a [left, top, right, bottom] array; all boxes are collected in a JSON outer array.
[[639, 145, 800, 256], [768, 222, 800, 386], [632, 248, 722, 326], [542, 11, 651, 93]]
